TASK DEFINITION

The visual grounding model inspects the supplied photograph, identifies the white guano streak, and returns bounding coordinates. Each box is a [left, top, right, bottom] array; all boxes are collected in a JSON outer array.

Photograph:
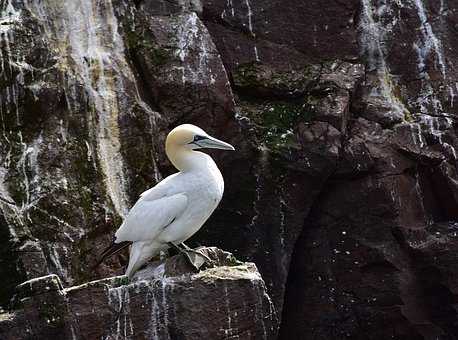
[[412, 0, 446, 78], [359, 0, 407, 115], [0, 0, 42, 239], [64, 0, 129, 218], [24, 0, 130, 217], [175, 13, 215, 85], [411, 0, 448, 113], [245, 0, 259, 62]]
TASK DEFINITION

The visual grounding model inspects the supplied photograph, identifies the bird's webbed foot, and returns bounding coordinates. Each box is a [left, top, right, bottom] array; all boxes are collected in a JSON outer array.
[[168, 242, 213, 271]]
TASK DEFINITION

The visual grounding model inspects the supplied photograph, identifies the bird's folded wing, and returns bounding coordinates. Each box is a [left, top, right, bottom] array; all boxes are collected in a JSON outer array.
[[115, 193, 188, 243], [139, 173, 180, 201]]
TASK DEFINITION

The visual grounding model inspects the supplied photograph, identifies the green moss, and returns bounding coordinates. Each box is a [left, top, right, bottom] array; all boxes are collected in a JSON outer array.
[[263, 106, 301, 149], [233, 61, 328, 153], [125, 30, 141, 50], [149, 47, 170, 66], [233, 62, 263, 89], [380, 72, 412, 121], [239, 99, 313, 153], [262, 102, 309, 129], [125, 29, 154, 53], [112, 275, 129, 287], [233, 62, 320, 94], [126, 29, 170, 67], [404, 110, 414, 122]]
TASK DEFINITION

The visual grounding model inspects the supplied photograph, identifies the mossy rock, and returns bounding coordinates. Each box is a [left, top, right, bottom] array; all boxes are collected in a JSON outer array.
[[126, 28, 171, 67], [238, 97, 314, 154], [233, 62, 321, 98]]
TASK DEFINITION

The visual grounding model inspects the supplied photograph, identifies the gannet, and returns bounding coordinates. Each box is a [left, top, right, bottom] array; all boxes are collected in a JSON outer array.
[[96, 124, 234, 278]]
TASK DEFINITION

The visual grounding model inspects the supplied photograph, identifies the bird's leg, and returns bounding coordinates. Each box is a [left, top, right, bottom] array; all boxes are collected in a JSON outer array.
[[180, 242, 192, 250], [168, 242, 185, 253], [168, 242, 211, 271]]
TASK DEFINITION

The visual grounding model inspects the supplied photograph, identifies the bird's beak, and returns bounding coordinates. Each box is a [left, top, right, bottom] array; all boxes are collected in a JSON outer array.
[[199, 135, 235, 151]]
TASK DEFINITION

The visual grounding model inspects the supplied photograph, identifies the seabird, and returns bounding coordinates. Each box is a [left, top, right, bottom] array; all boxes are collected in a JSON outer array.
[[96, 124, 234, 278]]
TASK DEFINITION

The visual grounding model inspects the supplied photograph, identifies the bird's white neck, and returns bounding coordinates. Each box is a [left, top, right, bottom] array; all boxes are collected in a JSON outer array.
[[166, 144, 214, 172]]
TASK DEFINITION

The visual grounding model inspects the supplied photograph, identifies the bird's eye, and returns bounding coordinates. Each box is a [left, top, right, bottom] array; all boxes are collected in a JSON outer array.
[[193, 135, 206, 142]]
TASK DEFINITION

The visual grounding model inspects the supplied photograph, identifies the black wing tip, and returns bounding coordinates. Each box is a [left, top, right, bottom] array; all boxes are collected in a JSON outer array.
[[92, 241, 132, 270]]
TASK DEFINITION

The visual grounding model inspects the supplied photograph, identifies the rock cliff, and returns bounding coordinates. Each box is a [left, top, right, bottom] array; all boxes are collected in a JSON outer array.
[[0, 0, 457, 339], [0, 248, 278, 339]]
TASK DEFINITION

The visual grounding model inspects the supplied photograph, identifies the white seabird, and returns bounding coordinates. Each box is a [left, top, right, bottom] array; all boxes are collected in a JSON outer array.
[[97, 124, 234, 278]]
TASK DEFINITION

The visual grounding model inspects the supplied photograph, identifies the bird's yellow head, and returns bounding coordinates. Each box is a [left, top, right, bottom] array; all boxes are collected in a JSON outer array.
[[165, 124, 234, 171], [166, 124, 235, 151]]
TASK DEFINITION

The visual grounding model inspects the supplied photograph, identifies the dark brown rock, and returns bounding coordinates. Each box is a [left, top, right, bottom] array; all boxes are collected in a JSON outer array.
[[0, 248, 278, 339], [2, 0, 458, 339], [281, 113, 458, 339], [201, 0, 360, 66]]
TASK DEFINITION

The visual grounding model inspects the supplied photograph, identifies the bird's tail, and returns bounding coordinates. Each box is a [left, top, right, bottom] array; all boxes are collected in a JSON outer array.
[[92, 240, 132, 270], [125, 241, 163, 279]]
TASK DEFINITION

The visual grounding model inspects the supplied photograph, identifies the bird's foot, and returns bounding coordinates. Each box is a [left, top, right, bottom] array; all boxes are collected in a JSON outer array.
[[168, 243, 213, 271], [182, 249, 212, 271]]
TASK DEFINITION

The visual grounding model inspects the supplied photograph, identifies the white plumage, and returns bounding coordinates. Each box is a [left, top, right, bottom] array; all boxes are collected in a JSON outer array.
[[109, 124, 234, 278]]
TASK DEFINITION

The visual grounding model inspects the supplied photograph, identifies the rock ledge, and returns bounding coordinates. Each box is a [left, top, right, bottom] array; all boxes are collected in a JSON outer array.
[[0, 247, 278, 340]]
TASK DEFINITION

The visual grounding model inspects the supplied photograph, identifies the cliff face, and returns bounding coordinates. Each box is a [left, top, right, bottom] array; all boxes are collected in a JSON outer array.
[[0, 0, 457, 339]]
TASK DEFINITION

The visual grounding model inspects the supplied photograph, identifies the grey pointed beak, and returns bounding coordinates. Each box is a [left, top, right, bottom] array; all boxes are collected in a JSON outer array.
[[200, 135, 235, 151]]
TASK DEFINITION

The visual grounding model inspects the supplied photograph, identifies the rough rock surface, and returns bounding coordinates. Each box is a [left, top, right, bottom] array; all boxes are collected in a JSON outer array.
[[1, 0, 458, 339], [0, 247, 278, 339]]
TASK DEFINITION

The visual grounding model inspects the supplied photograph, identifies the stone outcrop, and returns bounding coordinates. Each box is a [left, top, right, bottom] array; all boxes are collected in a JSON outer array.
[[1, 0, 458, 339], [0, 248, 278, 339]]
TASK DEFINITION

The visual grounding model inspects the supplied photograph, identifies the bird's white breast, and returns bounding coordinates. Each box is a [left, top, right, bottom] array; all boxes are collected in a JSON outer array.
[[157, 155, 224, 244]]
